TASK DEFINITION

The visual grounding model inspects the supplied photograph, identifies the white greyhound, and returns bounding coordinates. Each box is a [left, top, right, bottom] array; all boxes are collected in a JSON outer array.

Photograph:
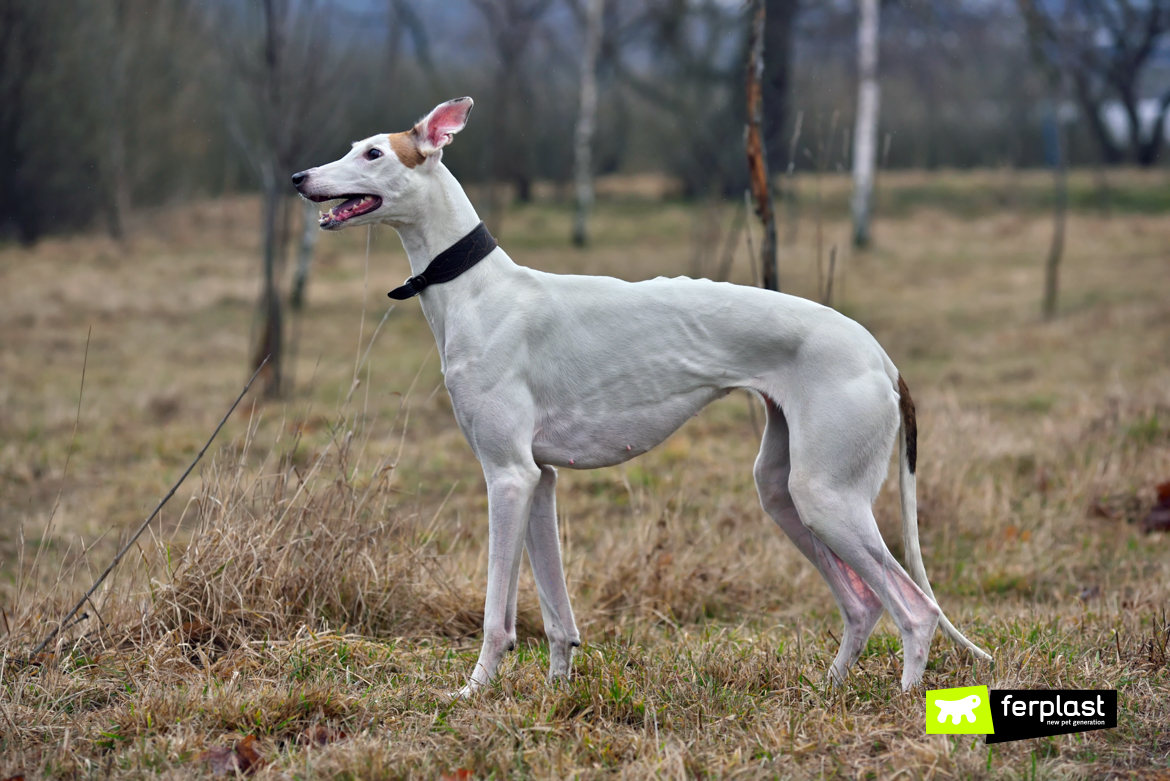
[[293, 97, 992, 695]]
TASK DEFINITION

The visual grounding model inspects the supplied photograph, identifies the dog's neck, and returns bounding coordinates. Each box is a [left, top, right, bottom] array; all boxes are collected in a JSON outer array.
[[390, 162, 504, 364], [393, 163, 485, 280]]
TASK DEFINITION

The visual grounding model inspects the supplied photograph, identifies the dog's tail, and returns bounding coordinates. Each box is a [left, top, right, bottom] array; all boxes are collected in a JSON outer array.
[[896, 375, 993, 662]]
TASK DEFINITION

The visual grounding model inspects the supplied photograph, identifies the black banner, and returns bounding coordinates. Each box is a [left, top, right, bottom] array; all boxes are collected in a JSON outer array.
[[986, 690, 1117, 744]]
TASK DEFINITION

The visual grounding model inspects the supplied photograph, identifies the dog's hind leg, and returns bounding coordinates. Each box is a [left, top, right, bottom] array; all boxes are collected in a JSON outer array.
[[783, 383, 941, 690], [792, 489, 939, 690], [753, 397, 884, 684], [525, 465, 581, 680]]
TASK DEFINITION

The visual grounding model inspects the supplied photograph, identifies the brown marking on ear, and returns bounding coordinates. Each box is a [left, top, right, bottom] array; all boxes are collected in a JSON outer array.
[[897, 374, 918, 474], [389, 131, 424, 168]]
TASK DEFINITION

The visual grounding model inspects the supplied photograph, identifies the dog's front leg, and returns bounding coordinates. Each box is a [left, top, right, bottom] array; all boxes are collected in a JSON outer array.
[[525, 465, 580, 680], [456, 461, 541, 698]]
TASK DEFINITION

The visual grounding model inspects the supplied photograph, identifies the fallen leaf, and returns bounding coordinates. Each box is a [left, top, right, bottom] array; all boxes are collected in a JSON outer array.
[[199, 735, 264, 776], [2, 775, 27, 781], [1141, 480, 1170, 534], [234, 736, 263, 769], [440, 771, 473, 781], [297, 724, 347, 747]]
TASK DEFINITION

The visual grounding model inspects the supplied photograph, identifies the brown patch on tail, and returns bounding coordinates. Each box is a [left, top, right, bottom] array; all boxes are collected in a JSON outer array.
[[389, 130, 425, 168], [897, 374, 917, 474]]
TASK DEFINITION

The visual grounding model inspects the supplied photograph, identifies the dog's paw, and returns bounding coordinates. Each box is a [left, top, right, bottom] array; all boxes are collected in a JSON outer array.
[[899, 676, 926, 693], [547, 639, 579, 680], [449, 683, 478, 701], [546, 668, 572, 684]]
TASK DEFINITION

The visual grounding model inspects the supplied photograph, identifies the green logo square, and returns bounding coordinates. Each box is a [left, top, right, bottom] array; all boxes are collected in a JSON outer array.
[[926, 685, 995, 734]]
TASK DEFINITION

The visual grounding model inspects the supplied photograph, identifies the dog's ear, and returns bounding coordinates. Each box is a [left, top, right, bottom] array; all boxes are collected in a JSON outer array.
[[413, 97, 473, 158]]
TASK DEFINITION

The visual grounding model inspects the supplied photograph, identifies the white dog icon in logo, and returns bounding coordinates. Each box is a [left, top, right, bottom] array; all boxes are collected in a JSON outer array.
[[934, 694, 982, 724]]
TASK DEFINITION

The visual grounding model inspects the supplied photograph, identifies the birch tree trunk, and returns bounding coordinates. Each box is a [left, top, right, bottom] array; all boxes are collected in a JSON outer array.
[[851, 0, 880, 248], [572, 0, 604, 247], [290, 197, 319, 311]]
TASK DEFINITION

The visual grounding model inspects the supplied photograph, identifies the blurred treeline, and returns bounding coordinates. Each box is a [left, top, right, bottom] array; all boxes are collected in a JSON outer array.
[[0, 0, 1161, 243]]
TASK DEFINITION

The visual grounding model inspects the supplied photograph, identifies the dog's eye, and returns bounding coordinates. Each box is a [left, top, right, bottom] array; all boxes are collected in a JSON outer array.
[[366, 148, 383, 160]]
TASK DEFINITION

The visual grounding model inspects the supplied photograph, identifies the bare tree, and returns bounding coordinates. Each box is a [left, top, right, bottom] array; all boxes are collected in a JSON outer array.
[[223, 0, 347, 397], [572, 0, 604, 247], [746, 0, 778, 291], [1020, 0, 1170, 166], [851, 0, 880, 248], [605, 0, 749, 197], [93, 0, 135, 241], [470, 0, 555, 235]]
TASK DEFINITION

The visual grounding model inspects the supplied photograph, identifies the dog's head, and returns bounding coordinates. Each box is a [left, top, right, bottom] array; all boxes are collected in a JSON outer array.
[[291, 97, 473, 230]]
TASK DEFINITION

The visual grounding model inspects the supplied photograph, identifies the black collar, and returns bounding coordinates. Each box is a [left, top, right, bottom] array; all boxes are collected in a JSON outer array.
[[388, 222, 498, 300]]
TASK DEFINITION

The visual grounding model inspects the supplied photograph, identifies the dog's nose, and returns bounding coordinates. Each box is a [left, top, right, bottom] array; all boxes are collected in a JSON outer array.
[[291, 171, 308, 187]]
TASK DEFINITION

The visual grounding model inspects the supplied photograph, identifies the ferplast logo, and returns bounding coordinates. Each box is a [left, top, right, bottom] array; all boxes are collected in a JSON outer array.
[[926, 685, 994, 735], [985, 690, 1117, 744], [925, 687, 1118, 744]]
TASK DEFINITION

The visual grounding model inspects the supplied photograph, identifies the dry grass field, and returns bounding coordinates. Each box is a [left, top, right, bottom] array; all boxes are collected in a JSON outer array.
[[1, 171, 1168, 779]]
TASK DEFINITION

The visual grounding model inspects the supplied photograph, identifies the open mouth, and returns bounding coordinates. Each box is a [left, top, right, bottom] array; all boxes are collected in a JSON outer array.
[[309, 194, 383, 229]]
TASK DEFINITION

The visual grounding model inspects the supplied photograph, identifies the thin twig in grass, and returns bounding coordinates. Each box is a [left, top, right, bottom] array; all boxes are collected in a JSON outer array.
[[18, 327, 90, 611], [225, 408, 269, 519], [352, 306, 395, 400], [419, 482, 461, 546], [352, 225, 373, 388], [352, 305, 397, 477], [376, 344, 435, 468], [28, 357, 269, 659], [279, 338, 426, 530], [822, 245, 837, 307], [338, 294, 412, 481]]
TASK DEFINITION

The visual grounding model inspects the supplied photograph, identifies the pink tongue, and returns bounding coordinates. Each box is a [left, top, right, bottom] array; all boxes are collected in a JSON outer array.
[[336, 197, 362, 214]]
